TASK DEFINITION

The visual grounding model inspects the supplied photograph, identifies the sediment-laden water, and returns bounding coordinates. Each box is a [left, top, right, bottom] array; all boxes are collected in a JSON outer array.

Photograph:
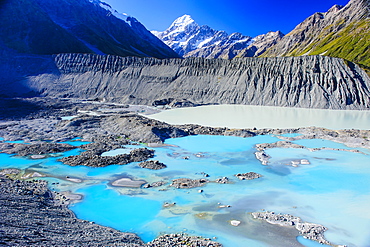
[[148, 105, 370, 130], [1, 134, 369, 247]]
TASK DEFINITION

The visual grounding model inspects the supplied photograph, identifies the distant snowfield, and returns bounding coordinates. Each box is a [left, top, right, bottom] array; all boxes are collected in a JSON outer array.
[[148, 104, 370, 130]]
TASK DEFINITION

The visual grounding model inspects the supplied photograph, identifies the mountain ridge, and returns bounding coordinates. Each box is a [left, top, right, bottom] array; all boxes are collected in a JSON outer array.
[[13, 53, 370, 110], [0, 0, 180, 59], [261, 0, 370, 69]]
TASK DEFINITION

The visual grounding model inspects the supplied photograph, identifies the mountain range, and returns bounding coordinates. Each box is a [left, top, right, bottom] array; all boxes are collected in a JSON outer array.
[[0, 0, 369, 111], [153, 0, 369, 71], [1, 0, 367, 67], [152, 15, 284, 59]]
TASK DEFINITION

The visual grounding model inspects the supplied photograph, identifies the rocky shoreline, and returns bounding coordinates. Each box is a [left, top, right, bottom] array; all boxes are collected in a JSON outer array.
[[0, 171, 222, 247], [252, 211, 347, 247], [0, 172, 145, 247], [1, 143, 76, 156]]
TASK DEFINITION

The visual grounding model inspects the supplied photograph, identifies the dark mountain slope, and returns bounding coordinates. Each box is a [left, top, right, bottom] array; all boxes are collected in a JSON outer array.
[[0, 0, 91, 55], [0, 0, 180, 58]]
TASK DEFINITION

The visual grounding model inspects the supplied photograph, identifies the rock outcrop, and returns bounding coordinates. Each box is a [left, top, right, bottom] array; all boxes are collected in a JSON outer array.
[[235, 172, 262, 180], [215, 177, 230, 184], [138, 160, 167, 170], [170, 178, 209, 189], [24, 53, 370, 110]]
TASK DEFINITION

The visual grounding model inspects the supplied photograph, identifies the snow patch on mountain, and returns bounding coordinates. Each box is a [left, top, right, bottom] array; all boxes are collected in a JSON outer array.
[[197, 37, 214, 48], [89, 0, 132, 25]]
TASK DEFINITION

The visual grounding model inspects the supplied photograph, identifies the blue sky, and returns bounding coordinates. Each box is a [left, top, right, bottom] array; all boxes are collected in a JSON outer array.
[[103, 0, 349, 37]]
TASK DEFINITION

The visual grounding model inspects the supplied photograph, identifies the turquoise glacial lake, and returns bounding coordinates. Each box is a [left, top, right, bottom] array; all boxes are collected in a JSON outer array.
[[1, 134, 370, 247]]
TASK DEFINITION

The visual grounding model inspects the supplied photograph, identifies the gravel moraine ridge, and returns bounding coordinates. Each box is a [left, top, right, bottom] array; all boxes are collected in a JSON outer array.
[[25, 54, 370, 110]]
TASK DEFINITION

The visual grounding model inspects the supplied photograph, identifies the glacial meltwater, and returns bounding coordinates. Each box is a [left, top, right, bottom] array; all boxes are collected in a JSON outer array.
[[148, 105, 370, 129], [1, 134, 370, 247]]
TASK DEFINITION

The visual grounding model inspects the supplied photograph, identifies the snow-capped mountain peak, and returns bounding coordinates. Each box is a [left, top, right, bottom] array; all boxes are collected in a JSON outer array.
[[166, 14, 199, 35], [170, 14, 196, 29], [152, 15, 253, 58], [153, 14, 284, 59]]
